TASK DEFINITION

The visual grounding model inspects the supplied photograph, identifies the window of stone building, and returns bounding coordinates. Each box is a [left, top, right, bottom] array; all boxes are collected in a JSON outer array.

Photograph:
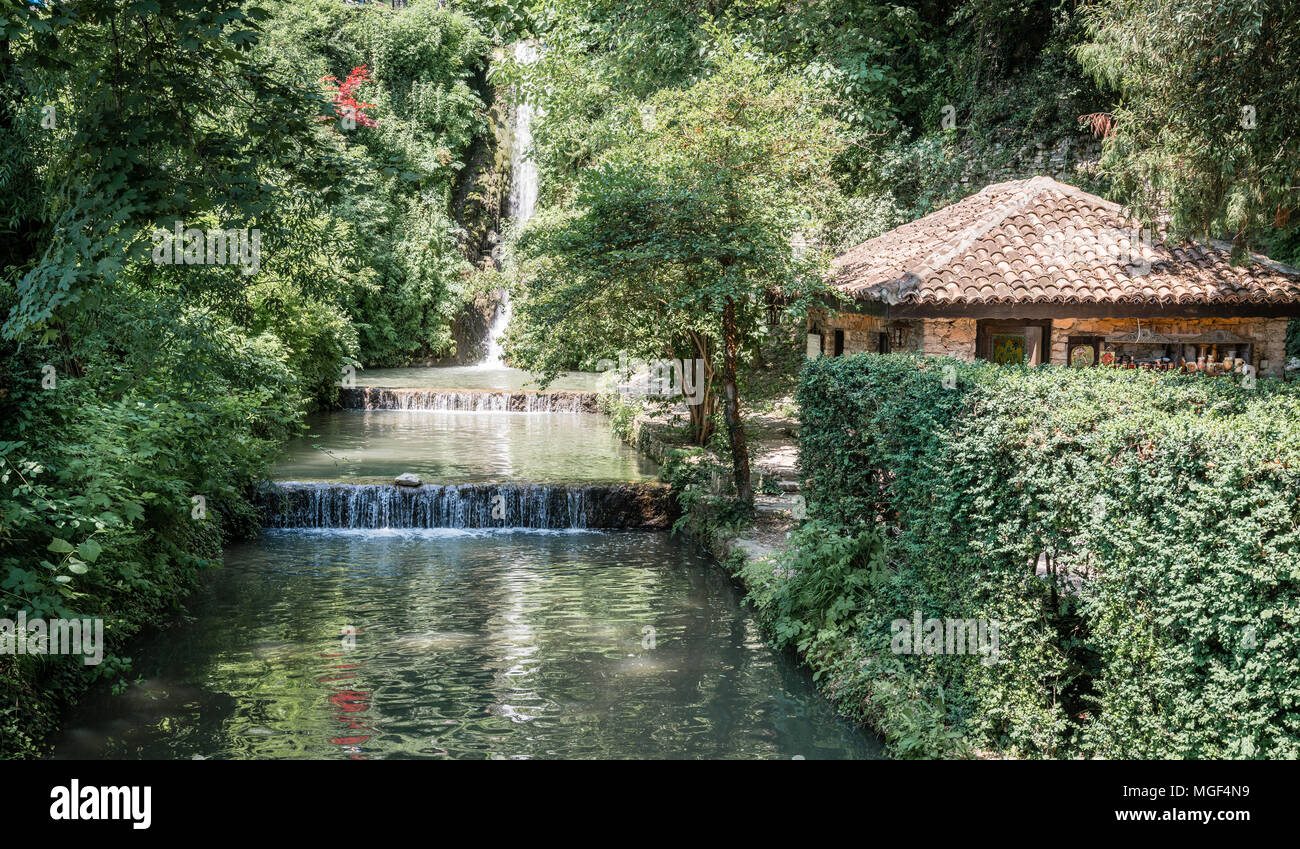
[[975, 319, 1052, 365]]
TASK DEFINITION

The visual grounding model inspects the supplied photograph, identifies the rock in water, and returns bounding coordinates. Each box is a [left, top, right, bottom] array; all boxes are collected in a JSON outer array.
[[394, 473, 422, 487]]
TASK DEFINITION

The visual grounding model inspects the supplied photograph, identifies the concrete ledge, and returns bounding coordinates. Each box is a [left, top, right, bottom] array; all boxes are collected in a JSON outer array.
[[340, 386, 601, 413], [259, 481, 675, 529]]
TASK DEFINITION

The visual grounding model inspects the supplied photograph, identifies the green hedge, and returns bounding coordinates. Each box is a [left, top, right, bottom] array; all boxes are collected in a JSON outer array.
[[747, 353, 1300, 758], [0, 310, 308, 758]]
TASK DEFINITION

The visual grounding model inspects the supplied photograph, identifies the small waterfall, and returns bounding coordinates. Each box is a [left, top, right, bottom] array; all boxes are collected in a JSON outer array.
[[507, 42, 539, 225], [479, 41, 539, 369], [260, 482, 672, 530], [339, 387, 597, 413]]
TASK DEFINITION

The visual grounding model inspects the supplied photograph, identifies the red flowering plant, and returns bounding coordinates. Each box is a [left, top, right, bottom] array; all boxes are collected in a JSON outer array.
[[320, 64, 379, 130]]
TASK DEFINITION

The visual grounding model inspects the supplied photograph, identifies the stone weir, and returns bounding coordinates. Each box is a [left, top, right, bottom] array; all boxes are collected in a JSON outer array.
[[340, 386, 600, 413], [260, 481, 674, 530]]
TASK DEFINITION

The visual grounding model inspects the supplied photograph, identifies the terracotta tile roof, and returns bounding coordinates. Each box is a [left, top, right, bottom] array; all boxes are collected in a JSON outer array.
[[831, 177, 1300, 309]]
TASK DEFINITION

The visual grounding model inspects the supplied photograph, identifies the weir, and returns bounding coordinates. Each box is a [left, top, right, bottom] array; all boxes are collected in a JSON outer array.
[[259, 481, 674, 530], [340, 386, 600, 413]]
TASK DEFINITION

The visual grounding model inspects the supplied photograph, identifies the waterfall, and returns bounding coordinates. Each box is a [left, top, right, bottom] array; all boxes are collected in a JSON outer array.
[[508, 41, 539, 226], [339, 387, 598, 413], [260, 482, 673, 530], [479, 41, 539, 368]]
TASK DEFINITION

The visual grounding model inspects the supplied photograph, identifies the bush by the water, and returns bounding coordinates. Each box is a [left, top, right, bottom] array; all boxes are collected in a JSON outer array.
[[740, 354, 1300, 758], [0, 0, 506, 758]]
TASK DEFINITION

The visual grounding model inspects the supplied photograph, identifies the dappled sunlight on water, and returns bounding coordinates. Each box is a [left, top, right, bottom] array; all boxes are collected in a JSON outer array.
[[273, 409, 657, 483], [51, 530, 881, 760]]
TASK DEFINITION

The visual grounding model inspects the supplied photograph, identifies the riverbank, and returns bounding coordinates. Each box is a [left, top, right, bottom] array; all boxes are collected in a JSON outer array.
[[0, 493, 241, 759], [1, 2, 517, 761], [0, 362, 306, 760], [40, 371, 881, 760], [600, 391, 909, 753]]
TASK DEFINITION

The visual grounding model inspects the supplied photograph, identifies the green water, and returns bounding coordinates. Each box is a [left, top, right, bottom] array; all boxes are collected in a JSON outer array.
[[53, 366, 880, 759], [51, 530, 881, 760], [274, 409, 657, 483]]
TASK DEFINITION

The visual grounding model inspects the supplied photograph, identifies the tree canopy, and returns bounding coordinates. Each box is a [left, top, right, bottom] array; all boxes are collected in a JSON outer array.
[[1077, 0, 1299, 252], [514, 42, 846, 497]]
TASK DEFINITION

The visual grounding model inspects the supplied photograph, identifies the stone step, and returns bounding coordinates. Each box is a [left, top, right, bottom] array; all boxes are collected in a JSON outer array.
[[730, 538, 776, 561], [340, 386, 600, 413], [754, 494, 804, 518]]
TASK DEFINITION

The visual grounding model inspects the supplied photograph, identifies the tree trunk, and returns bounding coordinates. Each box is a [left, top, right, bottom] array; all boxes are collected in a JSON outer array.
[[684, 331, 715, 445], [721, 297, 751, 502], [686, 375, 713, 445]]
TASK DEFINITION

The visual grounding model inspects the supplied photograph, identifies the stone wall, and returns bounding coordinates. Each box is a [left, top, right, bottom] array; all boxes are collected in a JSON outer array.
[[807, 309, 885, 355], [954, 136, 1104, 197], [917, 318, 977, 360], [1048, 317, 1288, 376], [810, 312, 976, 360], [809, 310, 1289, 375]]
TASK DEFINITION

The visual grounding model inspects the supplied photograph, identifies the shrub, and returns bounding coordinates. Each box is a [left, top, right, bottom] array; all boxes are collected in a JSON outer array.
[[769, 353, 1300, 758]]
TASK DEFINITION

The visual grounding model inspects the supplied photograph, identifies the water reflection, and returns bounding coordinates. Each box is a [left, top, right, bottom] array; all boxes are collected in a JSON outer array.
[[52, 530, 882, 760], [274, 409, 657, 483]]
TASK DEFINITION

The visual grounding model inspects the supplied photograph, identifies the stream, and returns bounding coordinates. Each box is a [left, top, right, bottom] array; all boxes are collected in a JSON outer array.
[[50, 371, 882, 759], [49, 53, 882, 758]]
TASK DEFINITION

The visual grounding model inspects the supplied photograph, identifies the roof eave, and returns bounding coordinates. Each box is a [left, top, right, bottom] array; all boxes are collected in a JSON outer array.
[[834, 296, 1300, 320]]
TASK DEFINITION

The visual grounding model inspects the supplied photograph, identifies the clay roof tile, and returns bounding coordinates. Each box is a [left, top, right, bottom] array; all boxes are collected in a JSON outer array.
[[830, 176, 1300, 309]]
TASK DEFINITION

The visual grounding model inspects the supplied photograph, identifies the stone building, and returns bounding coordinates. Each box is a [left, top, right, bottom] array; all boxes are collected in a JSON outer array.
[[809, 177, 1300, 375]]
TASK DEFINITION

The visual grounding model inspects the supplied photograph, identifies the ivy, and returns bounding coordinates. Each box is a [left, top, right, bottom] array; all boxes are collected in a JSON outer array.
[[755, 354, 1300, 758]]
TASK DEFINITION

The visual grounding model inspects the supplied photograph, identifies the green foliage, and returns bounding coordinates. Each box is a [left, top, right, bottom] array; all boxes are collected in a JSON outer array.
[[0, 275, 309, 754], [722, 0, 933, 140], [2, 0, 347, 343], [259, 0, 491, 367], [456, 0, 534, 43], [0, 0, 507, 757], [751, 520, 888, 652], [1076, 0, 1300, 250], [782, 354, 1300, 758], [658, 445, 751, 537], [512, 41, 847, 490], [737, 518, 975, 759]]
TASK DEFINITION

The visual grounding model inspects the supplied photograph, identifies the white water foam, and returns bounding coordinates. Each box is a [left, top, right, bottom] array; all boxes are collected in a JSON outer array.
[[479, 41, 539, 369]]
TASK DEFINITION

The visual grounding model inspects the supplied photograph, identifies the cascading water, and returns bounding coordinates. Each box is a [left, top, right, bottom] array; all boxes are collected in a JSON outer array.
[[50, 38, 883, 761], [339, 386, 598, 413], [508, 43, 540, 225], [479, 41, 539, 369], [260, 481, 672, 530]]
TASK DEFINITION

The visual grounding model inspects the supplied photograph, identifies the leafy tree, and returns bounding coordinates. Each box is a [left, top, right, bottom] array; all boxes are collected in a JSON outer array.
[[2, 0, 347, 344], [1076, 0, 1300, 249], [521, 0, 931, 195], [515, 42, 846, 501], [0, 0, 501, 755]]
